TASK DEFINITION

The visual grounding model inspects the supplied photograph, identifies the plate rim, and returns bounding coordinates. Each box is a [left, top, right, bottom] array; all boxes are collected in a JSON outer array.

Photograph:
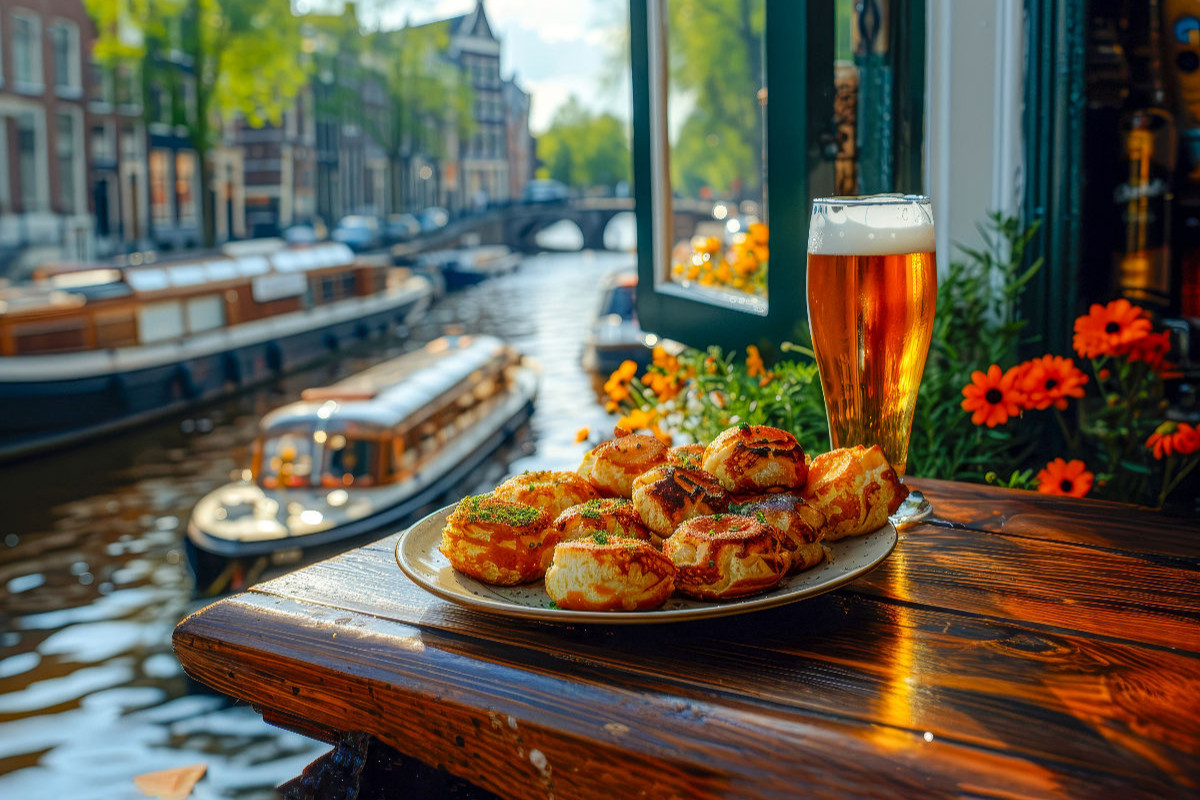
[[395, 503, 897, 625]]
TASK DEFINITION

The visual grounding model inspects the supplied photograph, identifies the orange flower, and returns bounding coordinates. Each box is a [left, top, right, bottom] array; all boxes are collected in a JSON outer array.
[[574, 427, 590, 444], [1072, 299, 1153, 359], [1035, 458, 1094, 497], [1016, 355, 1089, 411], [603, 360, 639, 406], [1121, 330, 1179, 377], [748, 222, 769, 246], [1145, 421, 1200, 460], [618, 407, 672, 446], [745, 345, 766, 378], [961, 364, 1024, 427]]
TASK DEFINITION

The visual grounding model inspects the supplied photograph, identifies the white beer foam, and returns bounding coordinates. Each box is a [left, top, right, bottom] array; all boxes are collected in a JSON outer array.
[[808, 201, 935, 256]]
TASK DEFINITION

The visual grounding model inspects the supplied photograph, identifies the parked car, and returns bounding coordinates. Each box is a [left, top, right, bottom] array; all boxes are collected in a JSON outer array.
[[331, 215, 383, 251], [384, 214, 422, 244], [522, 179, 570, 204], [282, 218, 328, 244], [417, 207, 450, 232]]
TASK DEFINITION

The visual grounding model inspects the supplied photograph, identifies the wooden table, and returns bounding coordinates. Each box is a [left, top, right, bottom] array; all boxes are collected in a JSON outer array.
[[173, 478, 1200, 799]]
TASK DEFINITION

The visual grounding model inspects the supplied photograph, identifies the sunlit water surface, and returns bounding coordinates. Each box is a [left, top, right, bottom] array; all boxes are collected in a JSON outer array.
[[0, 251, 630, 799]]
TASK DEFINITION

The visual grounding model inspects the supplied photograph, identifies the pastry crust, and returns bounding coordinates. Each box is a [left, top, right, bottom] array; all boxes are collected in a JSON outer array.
[[663, 515, 791, 600], [801, 445, 908, 541], [493, 469, 602, 520], [631, 465, 728, 538], [552, 497, 657, 546], [578, 431, 669, 497], [439, 495, 556, 585], [544, 536, 677, 611], [701, 425, 808, 494], [666, 443, 706, 471], [730, 493, 826, 573]]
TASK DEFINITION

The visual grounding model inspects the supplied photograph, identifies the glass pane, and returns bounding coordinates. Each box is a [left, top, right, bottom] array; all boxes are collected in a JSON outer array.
[[834, 0, 859, 195], [658, 0, 769, 311]]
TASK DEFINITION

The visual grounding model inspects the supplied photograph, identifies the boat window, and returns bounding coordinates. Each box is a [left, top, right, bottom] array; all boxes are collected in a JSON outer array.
[[185, 294, 224, 333], [341, 272, 356, 296], [138, 301, 185, 343], [320, 275, 336, 303], [600, 284, 636, 319], [322, 435, 379, 487], [12, 318, 88, 353], [258, 432, 316, 489]]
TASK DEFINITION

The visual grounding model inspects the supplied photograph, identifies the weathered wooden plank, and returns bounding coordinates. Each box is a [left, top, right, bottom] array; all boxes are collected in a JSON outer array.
[[907, 478, 1200, 560], [175, 594, 1193, 800], [236, 547, 1200, 792]]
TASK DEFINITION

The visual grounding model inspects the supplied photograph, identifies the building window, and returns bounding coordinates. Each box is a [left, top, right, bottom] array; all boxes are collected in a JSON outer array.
[[150, 148, 173, 226], [90, 58, 114, 106], [13, 11, 43, 92], [0, 124, 9, 209], [176, 151, 196, 224], [57, 113, 78, 214], [50, 20, 81, 94], [17, 112, 43, 211], [91, 124, 116, 163], [115, 63, 140, 109]]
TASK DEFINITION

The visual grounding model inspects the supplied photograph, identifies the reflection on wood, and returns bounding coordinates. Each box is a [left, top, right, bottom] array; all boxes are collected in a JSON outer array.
[[173, 478, 1200, 798]]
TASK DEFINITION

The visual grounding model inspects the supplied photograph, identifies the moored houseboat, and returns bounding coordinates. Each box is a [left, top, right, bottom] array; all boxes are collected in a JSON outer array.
[[185, 334, 537, 595], [0, 242, 432, 461]]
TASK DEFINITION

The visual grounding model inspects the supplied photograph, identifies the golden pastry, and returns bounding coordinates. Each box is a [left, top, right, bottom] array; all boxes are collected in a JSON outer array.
[[552, 497, 656, 545], [801, 445, 907, 541], [493, 469, 602, 520], [730, 493, 826, 573], [578, 429, 669, 497], [666, 443, 706, 470], [630, 464, 728, 539], [439, 495, 556, 585], [662, 514, 791, 600], [544, 534, 677, 611], [702, 424, 808, 494]]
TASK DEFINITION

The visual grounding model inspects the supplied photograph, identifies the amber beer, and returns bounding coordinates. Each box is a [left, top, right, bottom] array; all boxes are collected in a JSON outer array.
[[806, 196, 937, 476]]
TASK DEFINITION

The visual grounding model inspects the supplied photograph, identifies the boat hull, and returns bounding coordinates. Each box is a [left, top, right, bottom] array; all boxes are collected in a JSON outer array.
[[185, 395, 535, 595], [0, 286, 431, 462]]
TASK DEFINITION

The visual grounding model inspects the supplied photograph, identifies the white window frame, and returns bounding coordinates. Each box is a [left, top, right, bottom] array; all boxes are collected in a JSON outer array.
[[13, 9, 44, 94], [49, 19, 82, 98], [55, 106, 86, 216]]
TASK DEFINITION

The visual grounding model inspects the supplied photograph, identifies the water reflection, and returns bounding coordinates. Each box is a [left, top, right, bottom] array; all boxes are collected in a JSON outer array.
[[0, 251, 630, 798]]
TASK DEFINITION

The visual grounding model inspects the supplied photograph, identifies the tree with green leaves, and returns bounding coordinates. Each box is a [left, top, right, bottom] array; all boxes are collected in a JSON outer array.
[[366, 22, 474, 213], [85, 0, 308, 246], [537, 95, 630, 190], [665, 0, 765, 200]]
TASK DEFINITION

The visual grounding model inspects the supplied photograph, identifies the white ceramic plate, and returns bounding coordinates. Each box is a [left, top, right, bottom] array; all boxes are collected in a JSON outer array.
[[396, 504, 898, 625]]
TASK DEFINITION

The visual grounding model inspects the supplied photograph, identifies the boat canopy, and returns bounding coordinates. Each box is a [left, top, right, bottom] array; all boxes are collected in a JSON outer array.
[[259, 335, 510, 436], [120, 243, 355, 294]]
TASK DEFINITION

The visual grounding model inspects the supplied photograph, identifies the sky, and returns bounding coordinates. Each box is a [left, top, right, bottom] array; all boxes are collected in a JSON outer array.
[[298, 0, 632, 134]]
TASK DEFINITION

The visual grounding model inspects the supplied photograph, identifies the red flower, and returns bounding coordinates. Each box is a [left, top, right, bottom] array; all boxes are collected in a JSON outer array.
[[1016, 355, 1089, 411], [961, 364, 1024, 427], [1036, 458, 1094, 498], [1072, 299, 1153, 359], [1120, 330, 1179, 377], [1145, 421, 1200, 460]]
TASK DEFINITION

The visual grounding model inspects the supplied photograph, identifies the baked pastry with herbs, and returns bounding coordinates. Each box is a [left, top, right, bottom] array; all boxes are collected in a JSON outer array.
[[666, 443, 706, 470], [801, 445, 907, 541], [493, 469, 602, 520], [439, 495, 556, 585], [544, 532, 677, 611], [701, 424, 808, 495], [662, 514, 791, 600], [730, 493, 826, 573], [552, 497, 657, 546], [578, 429, 669, 497], [631, 464, 729, 539]]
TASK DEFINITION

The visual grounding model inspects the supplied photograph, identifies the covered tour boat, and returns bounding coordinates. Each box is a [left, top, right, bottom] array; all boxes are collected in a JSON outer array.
[[185, 334, 537, 595], [0, 241, 432, 461]]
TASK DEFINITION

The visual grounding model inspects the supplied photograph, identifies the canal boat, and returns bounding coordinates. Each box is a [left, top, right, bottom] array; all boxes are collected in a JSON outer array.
[[185, 334, 538, 595], [439, 245, 522, 291], [581, 270, 681, 374], [0, 242, 433, 461]]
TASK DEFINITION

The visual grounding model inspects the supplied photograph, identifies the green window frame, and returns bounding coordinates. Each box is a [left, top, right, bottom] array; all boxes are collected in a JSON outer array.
[[630, 0, 927, 355]]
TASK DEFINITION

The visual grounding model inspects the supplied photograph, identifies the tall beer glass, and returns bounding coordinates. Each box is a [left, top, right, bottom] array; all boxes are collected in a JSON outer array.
[[807, 195, 936, 519]]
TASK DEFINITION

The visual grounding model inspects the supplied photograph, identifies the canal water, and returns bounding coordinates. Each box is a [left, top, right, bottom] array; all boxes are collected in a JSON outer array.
[[0, 250, 631, 799]]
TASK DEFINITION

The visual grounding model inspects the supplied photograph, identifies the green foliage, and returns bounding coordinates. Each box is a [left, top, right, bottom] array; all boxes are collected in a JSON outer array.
[[907, 213, 1045, 481], [537, 96, 631, 190], [665, 0, 764, 198]]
